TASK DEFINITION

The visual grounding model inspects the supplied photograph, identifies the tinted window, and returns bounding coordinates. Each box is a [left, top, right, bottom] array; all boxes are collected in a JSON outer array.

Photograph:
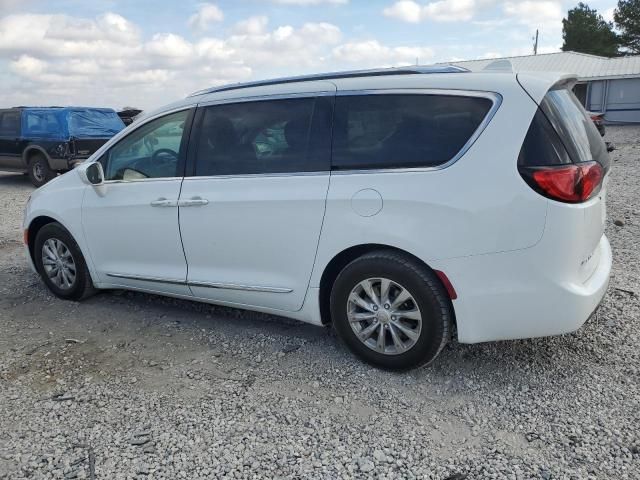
[[519, 88, 609, 170], [331, 94, 493, 170], [541, 88, 609, 169], [0, 111, 20, 137], [518, 109, 573, 167], [24, 111, 62, 136], [101, 110, 189, 181], [194, 97, 330, 176]]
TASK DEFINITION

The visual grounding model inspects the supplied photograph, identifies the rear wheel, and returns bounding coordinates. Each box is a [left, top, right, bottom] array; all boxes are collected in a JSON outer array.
[[28, 154, 55, 187], [330, 251, 452, 370], [34, 223, 95, 300]]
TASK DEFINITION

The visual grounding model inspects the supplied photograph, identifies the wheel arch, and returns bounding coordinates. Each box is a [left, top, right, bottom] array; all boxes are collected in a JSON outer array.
[[22, 146, 52, 167], [26, 215, 59, 264], [318, 243, 456, 327]]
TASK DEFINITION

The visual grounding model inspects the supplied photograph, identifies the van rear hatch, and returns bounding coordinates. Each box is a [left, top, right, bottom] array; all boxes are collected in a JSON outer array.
[[517, 79, 610, 283]]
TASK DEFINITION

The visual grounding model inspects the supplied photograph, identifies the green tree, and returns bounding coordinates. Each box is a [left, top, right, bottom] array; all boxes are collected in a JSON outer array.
[[615, 0, 640, 53], [562, 3, 619, 56]]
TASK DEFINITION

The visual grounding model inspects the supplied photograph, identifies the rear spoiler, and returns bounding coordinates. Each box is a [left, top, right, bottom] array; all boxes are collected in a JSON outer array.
[[516, 72, 578, 105]]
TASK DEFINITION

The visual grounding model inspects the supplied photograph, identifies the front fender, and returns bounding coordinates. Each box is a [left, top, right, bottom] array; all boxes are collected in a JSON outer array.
[[24, 173, 97, 281]]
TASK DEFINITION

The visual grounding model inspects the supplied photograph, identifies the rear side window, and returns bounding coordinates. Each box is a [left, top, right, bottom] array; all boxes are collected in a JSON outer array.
[[519, 87, 609, 170], [331, 94, 493, 170], [24, 111, 63, 137], [193, 97, 332, 176]]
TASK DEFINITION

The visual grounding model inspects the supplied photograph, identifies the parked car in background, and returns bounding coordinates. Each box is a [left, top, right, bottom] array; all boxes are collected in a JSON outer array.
[[23, 67, 612, 370], [0, 107, 124, 187]]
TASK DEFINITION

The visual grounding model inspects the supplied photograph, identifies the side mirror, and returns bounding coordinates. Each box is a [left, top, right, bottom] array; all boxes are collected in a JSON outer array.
[[78, 162, 105, 185]]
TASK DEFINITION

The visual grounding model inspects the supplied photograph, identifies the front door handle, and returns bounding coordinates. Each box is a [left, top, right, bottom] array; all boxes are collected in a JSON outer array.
[[150, 197, 177, 207], [178, 196, 209, 207]]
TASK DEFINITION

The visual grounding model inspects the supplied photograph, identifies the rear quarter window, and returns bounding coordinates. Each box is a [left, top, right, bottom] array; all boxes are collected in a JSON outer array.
[[519, 87, 609, 170], [331, 94, 494, 170]]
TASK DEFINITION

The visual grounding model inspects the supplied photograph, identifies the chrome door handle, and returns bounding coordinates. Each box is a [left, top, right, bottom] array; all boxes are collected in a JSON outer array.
[[150, 198, 177, 207], [178, 196, 209, 207]]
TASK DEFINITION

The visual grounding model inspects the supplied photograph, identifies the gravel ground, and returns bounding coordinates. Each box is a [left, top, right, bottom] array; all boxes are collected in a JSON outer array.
[[0, 126, 639, 480]]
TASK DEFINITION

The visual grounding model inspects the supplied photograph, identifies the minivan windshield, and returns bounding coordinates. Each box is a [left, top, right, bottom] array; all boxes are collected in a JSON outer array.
[[540, 88, 609, 170]]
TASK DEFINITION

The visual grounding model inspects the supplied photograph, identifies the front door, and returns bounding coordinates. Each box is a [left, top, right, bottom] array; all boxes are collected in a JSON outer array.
[[179, 93, 334, 311], [0, 110, 23, 170], [82, 109, 193, 296]]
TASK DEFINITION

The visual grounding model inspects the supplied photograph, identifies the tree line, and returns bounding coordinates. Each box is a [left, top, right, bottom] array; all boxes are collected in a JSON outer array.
[[562, 0, 640, 56]]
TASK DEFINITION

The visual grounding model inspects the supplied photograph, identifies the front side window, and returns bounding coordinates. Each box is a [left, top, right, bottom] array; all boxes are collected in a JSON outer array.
[[0, 111, 20, 137], [101, 110, 189, 181], [332, 94, 494, 170], [194, 97, 329, 176]]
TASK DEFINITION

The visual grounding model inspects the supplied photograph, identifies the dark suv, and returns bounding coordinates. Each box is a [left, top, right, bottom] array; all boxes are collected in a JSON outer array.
[[0, 107, 125, 187]]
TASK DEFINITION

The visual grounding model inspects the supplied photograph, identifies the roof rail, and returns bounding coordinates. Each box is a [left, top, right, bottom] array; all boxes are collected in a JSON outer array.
[[189, 65, 469, 97]]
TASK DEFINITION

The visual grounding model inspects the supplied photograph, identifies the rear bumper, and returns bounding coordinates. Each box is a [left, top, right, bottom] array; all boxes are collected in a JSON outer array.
[[438, 234, 611, 344]]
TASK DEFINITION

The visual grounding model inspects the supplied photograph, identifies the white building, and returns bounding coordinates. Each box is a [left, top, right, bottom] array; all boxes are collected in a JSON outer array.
[[440, 51, 640, 124]]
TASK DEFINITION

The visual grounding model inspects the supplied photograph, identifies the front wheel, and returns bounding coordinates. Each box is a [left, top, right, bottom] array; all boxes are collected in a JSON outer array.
[[28, 154, 55, 187], [330, 251, 453, 370], [34, 223, 96, 301]]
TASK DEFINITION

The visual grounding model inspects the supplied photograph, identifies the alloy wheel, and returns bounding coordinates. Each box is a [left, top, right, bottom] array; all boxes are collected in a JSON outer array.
[[41, 238, 77, 290], [347, 277, 422, 355]]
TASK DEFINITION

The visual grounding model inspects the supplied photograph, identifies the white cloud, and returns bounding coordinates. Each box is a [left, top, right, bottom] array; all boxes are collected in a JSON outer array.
[[384, 0, 487, 23], [233, 15, 269, 35], [268, 0, 348, 4], [503, 1, 563, 28], [0, 12, 355, 108], [9, 54, 47, 76], [383, 1, 423, 23], [188, 3, 224, 33], [423, 0, 477, 21], [332, 40, 434, 66]]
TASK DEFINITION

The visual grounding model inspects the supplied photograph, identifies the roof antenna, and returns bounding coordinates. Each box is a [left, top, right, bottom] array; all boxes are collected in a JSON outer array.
[[533, 29, 539, 55]]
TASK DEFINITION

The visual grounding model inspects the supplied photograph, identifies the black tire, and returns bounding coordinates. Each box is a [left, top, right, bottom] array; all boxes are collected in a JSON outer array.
[[27, 153, 55, 187], [330, 250, 452, 370], [33, 223, 96, 301]]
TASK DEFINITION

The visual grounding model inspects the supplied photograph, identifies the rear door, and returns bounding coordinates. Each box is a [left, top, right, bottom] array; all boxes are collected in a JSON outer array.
[[178, 92, 334, 311], [0, 110, 23, 170]]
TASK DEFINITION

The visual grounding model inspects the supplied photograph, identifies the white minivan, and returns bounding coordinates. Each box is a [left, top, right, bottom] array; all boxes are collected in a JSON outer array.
[[23, 66, 611, 370]]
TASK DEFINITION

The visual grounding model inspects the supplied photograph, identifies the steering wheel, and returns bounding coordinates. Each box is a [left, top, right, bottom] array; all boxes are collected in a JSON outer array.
[[151, 148, 179, 164]]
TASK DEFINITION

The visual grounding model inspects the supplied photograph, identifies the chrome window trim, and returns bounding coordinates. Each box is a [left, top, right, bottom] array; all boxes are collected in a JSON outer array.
[[183, 171, 330, 181], [196, 90, 335, 108], [102, 177, 183, 185], [331, 88, 503, 175], [106, 273, 292, 293]]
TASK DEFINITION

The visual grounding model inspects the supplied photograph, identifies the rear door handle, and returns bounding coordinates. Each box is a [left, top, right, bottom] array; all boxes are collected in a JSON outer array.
[[150, 197, 177, 207], [178, 196, 209, 207]]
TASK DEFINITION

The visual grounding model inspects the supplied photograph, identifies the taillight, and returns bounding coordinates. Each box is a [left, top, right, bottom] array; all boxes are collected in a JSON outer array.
[[520, 161, 603, 203]]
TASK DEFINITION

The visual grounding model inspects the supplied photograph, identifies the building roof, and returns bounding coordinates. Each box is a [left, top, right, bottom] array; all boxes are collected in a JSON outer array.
[[437, 51, 640, 81]]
